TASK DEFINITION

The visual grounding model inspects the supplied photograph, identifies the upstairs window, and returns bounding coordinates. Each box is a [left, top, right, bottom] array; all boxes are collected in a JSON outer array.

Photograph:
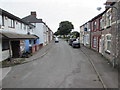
[[8, 18, 15, 28], [100, 18, 102, 30], [2, 15, 4, 26], [24, 24, 26, 30], [106, 9, 112, 27], [93, 21, 97, 31], [0, 15, 2, 28], [20, 23, 22, 29]]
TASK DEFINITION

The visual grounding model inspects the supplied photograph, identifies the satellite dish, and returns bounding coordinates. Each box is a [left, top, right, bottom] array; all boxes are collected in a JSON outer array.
[[97, 7, 102, 11]]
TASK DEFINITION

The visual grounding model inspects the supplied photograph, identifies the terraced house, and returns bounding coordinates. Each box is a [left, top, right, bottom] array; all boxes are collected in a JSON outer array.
[[22, 12, 53, 47], [0, 8, 38, 61], [80, 0, 120, 67], [80, 21, 91, 48]]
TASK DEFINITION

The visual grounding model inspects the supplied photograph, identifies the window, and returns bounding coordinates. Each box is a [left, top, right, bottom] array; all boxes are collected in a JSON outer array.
[[8, 18, 15, 28], [34, 40, 36, 44], [106, 9, 112, 27], [105, 34, 111, 53], [93, 21, 97, 31], [86, 34, 89, 44], [93, 36, 97, 48], [97, 19, 100, 30], [2, 15, 4, 26], [24, 24, 26, 30], [100, 18, 102, 30], [88, 23, 91, 31], [29, 40, 32, 44], [2, 40, 9, 51], [102, 14, 105, 28], [20, 23, 22, 29], [0, 15, 2, 28], [106, 13, 111, 27]]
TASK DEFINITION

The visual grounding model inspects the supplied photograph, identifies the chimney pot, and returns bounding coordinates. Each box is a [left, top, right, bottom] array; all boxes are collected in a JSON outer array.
[[31, 11, 37, 17]]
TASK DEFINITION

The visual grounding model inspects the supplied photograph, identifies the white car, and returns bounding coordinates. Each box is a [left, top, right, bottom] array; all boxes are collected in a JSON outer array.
[[55, 37, 59, 43]]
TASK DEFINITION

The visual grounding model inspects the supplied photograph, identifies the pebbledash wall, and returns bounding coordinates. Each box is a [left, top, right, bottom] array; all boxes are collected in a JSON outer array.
[[112, 0, 120, 66]]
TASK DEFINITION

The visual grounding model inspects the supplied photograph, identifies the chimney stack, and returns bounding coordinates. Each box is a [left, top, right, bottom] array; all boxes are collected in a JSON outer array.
[[31, 11, 37, 17]]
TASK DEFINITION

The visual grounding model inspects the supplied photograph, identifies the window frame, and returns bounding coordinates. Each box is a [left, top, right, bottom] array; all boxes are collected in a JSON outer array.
[[105, 34, 111, 53], [92, 36, 97, 48]]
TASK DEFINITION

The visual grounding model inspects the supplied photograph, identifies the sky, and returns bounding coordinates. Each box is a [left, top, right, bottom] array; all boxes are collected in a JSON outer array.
[[0, 0, 107, 33]]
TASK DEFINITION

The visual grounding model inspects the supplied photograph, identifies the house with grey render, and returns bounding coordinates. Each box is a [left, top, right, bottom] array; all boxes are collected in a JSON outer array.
[[0, 8, 38, 61], [22, 12, 52, 46]]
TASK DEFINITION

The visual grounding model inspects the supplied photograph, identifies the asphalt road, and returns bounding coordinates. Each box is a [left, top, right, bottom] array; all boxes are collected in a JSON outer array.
[[2, 40, 103, 88]]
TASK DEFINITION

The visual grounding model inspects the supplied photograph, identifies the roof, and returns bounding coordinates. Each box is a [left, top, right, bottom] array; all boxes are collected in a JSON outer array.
[[0, 8, 35, 27], [1, 32, 38, 40], [22, 15, 43, 23]]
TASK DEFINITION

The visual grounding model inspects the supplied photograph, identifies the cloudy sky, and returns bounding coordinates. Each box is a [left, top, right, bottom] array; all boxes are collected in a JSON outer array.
[[0, 0, 106, 32]]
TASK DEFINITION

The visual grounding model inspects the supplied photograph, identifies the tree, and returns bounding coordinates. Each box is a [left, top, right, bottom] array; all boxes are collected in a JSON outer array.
[[54, 31, 59, 36], [71, 31, 80, 38], [57, 21, 74, 35]]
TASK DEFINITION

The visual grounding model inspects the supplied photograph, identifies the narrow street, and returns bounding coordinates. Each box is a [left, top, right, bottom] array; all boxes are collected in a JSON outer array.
[[2, 40, 118, 88]]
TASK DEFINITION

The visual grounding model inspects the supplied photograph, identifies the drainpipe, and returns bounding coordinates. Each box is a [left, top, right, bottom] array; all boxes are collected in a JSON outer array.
[[8, 40, 12, 62]]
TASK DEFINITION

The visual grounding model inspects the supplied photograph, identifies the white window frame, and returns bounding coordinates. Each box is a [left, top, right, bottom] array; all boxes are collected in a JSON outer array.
[[105, 34, 111, 53], [93, 36, 97, 48], [8, 18, 15, 28]]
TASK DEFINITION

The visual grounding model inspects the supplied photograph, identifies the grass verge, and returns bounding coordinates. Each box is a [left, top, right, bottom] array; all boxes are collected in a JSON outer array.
[[0, 58, 26, 68]]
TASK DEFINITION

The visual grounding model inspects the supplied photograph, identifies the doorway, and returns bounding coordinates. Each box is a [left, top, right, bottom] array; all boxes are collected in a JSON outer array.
[[11, 41, 20, 58]]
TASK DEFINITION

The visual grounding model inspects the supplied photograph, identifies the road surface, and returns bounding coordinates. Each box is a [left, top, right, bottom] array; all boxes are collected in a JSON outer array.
[[2, 40, 108, 88]]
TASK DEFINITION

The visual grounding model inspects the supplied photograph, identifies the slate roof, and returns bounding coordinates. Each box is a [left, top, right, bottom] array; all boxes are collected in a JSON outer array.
[[22, 15, 43, 23], [0, 8, 35, 27]]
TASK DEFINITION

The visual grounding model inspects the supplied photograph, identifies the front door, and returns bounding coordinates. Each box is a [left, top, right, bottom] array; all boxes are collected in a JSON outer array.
[[11, 41, 20, 58]]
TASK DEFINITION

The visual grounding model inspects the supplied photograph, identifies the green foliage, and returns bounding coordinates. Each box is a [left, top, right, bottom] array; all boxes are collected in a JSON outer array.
[[54, 31, 60, 36], [71, 31, 80, 38], [55, 21, 74, 36]]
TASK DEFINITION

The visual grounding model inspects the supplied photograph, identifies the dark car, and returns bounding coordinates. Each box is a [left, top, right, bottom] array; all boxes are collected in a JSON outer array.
[[72, 40, 80, 48], [69, 38, 76, 46]]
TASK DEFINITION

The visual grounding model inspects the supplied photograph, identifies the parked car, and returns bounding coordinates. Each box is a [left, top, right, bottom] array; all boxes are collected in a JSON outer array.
[[69, 38, 76, 46], [72, 40, 80, 48], [55, 37, 59, 43]]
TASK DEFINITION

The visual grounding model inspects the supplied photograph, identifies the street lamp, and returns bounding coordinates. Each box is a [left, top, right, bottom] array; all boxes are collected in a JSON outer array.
[[105, 5, 118, 68]]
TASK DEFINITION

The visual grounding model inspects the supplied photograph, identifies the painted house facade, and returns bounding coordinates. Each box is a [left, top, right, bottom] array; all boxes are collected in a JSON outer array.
[[0, 8, 38, 61], [22, 12, 53, 46], [80, 25, 84, 44], [83, 21, 91, 48], [90, 13, 103, 52]]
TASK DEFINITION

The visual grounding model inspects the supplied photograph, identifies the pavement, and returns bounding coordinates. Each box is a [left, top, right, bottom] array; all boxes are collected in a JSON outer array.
[[0, 41, 54, 88], [23, 41, 54, 63], [80, 46, 118, 88]]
